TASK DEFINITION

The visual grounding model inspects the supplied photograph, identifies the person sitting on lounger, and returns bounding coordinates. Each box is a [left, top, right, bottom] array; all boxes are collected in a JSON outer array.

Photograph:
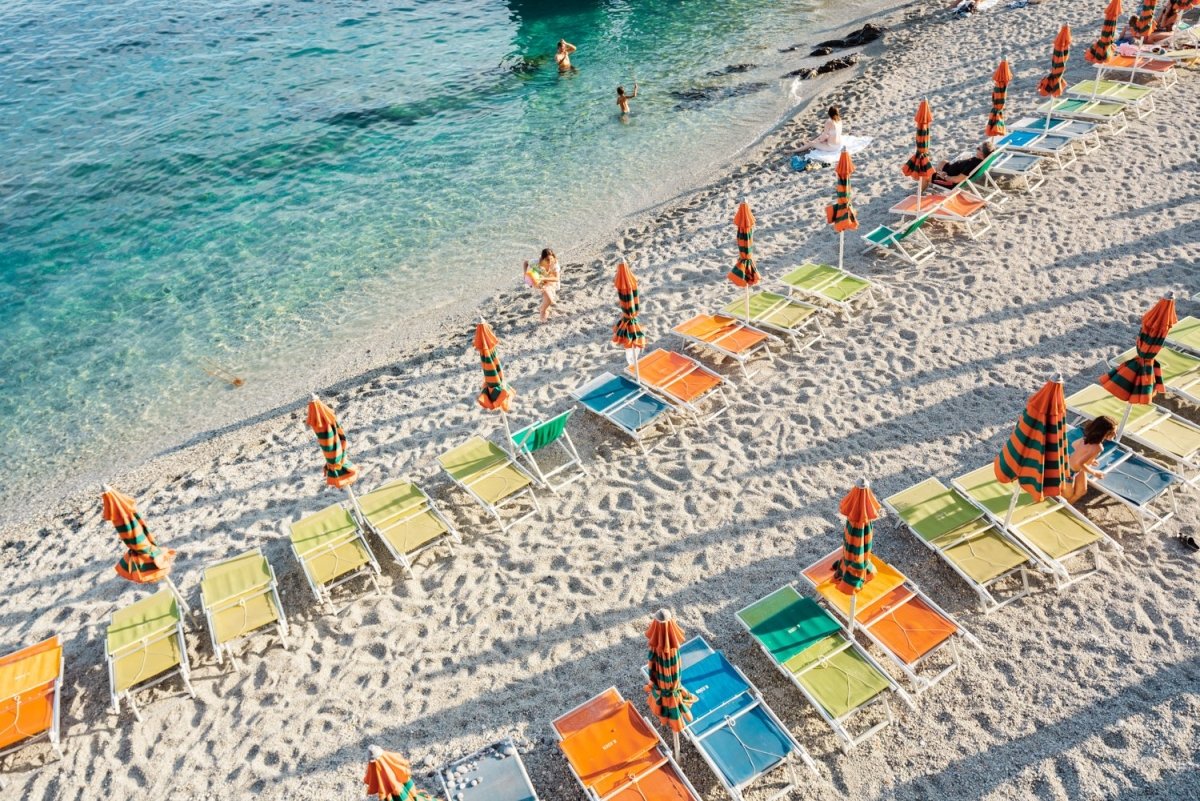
[[930, 141, 994, 188], [805, 106, 844, 151], [1064, 416, 1116, 503]]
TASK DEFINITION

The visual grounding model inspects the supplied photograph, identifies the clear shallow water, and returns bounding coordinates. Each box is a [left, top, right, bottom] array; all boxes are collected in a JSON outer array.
[[0, 0, 874, 509]]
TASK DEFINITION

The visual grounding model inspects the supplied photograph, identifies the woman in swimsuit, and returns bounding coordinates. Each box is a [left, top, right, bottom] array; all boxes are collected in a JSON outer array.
[[524, 247, 561, 322], [805, 106, 844, 151], [1064, 416, 1116, 503], [555, 40, 577, 72]]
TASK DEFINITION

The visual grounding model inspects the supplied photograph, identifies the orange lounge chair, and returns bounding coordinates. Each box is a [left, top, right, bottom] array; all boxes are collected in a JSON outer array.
[[892, 189, 992, 240], [672, 314, 774, 379], [800, 549, 981, 696], [553, 687, 701, 801], [1094, 54, 1178, 86], [628, 349, 730, 420], [0, 636, 64, 761]]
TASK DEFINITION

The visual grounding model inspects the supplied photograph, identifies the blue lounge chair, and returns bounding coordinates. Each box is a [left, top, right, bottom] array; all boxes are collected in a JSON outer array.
[[571, 371, 677, 454], [1010, 115, 1102, 152], [1067, 425, 1184, 536], [438, 738, 539, 801], [995, 129, 1077, 170]]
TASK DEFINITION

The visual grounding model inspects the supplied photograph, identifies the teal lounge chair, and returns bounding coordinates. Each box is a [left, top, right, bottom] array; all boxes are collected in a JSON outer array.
[[862, 211, 936, 266], [509, 409, 588, 493]]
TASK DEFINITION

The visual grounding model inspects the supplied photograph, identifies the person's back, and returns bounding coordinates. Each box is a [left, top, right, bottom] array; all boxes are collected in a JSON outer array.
[[616, 83, 638, 116]]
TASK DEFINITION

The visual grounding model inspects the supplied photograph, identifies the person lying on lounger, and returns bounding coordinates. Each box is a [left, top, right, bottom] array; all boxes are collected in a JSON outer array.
[[930, 141, 994, 188], [1064, 416, 1116, 503]]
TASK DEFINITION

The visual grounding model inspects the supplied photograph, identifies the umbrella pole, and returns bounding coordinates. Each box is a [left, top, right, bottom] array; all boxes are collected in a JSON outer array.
[[1116, 400, 1133, 439], [165, 576, 191, 617], [838, 231, 845, 272], [744, 284, 751, 322], [847, 593, 857, 635], [915, 182, 922, 212], [673, 730, 681, 759], [501, 410, 515, 453], [1002, 484, 1020, 529], [345, 484, 364, 522]]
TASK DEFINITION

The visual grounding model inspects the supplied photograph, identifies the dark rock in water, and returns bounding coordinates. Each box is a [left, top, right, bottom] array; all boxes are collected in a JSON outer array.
[[784, 67, 816, 79], [809, 46, 834, 57], [670, 81, 769, 111], [779, 43, 802, 53], [812, 23, 885, 53], [705, 63, 756, 77], [784, 54, 860, 80]]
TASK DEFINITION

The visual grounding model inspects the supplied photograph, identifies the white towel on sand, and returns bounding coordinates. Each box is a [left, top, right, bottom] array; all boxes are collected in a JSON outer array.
[[806, 135, 873, 163]]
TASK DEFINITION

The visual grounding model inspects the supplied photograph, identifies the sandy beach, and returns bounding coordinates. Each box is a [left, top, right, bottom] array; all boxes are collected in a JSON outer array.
[[3, 0, 1199, 798]]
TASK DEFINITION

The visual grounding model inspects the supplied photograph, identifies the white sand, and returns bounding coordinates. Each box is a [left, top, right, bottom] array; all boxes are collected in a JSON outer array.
[[3, 1, 1199, 799]]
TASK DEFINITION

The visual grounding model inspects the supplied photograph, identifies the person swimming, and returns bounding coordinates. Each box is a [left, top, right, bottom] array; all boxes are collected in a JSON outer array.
[[555, 39, 577, 72], [617, 83, 638, 116]]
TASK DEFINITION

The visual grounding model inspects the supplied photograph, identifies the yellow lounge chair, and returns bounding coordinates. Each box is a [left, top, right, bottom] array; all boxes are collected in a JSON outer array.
[[357, 479, 462, 577], [0, 636, 64, 761], [779, 261, 875, 319], [438, 436, 540, 533], [199, 548, 289, 669], [721, 291, 825, 349], [289, 503, 381, 612], [106, 589, 195, 722]]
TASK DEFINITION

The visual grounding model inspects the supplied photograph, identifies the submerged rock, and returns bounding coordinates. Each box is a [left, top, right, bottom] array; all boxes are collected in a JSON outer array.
[[783, 53, 860, 80], [705, 63, 757, 77], [670, 81, 769, 111]]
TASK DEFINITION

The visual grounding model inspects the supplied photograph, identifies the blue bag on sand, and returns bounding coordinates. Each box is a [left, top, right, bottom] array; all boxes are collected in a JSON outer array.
[[791, 154, 808, 171]]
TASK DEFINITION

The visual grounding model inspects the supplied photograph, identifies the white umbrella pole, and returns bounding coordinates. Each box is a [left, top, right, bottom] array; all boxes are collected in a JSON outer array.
[[838, 231, 845, 272], [744, 284, 751, 322], [501, 410, 515, 453], [1116, 400, 1133, 440], [847, 593, 857, 635], [1002, 484, 1020, 528], [673, 731, 681, 759], [345, 483, 364, 521], [164, 576, 191, 617]]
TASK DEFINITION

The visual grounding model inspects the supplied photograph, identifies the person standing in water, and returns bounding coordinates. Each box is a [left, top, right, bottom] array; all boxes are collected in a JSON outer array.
[[617, 83, 638, 117], [523, 248, 561, 322], [556, 40, 577, 72]]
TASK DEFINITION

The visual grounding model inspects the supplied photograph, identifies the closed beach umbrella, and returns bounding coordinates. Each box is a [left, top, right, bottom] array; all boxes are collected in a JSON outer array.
[[1086, 0, 1123, 64], [306, 394, 360, 494], [826, 149, 859, 271], [1131, 0, 1158, 38], [994, 376, 1069, 528], [364, 746, 436, 801], [1038, 24, 1072, 98], [729, 201, 760, 321], [1099, 293, 1177, 435], [986, 58, 1014, 139], [100, 485, 188, 613], [644, 608, 697, 758], [613, 262, 646, 379], [473, 319, 517, 444], [832, 479, 881, 634], [901, 99, 934, 211]]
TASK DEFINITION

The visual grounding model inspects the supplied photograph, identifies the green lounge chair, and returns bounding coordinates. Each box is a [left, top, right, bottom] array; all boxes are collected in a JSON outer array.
[[509, 410, 588, 493], [1066, 79, 1155, 118], [952, 465, 1121, 590], [289, 503, 381, 612], [779, 262, 874, 318], [199, 548, 289, 670], [720, 291, 824, 350], [1036, 98, 1128, 135], [882, 477, 1034, 613], [438, 436, 540, 532], [1066, 382, 1200, 487], [357, 479, 461, 577], [862, 211, 936, 266], [1167, 315, 1200, 356], [735, 585, 906, 750], [1110, 345, 1200, 407], [106, 589, 195, 722]]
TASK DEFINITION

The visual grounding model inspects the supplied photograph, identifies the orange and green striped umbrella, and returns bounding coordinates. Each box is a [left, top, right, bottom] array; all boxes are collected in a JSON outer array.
[[101, 486, 176, 584], [306, 395, 359, 489], [364, 747, 436, 801], [728, 201, 760, 288], [986, 59, 1013, 138], [901, 99, 934, 183], [1038, 25, 1072, 97], [613, 262, 646, 351], [1099, 294, 1177, 405], [994, 378, 1069, 504], [473, 320, 515, 412], [826, 150, 859, 233], [832, 480, 881, 595], [1131, 0, 1158, 37], [1086, 0, 1123, 64], [644, 609, 697, 756]]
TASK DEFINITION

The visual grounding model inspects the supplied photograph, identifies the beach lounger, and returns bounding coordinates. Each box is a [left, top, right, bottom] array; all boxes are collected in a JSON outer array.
[[721, 291, 825, 350], [1094, 54, 1178, 86], [779, 261, 875, 318], [552, 687, 702, 801], [1067, 383, 1200, 487], [509, 410, 588, 492], [1167, 316, 1200, 356], [1010, 115, 1102, 152], [0, 637, 64, 761], [357, 479, 462, 577], [1109, 346, 1200, 407], [736, 585, 907, 750], [438, 738, 539, 801], [438, 436, 540, 532], [106, 588, 195, 722], [1066, 424, 1183, 536], [672, 313, 774, 379], [1066, 80, 1155, 118], [571, 371, 677, 454], [862, 210, 937, 266], [645, 636, 819, 800], [891, 189, 993, 239], [952, 465, 1121, 590], [931, 148, 1010, 206], [883, 478, 1034, 613], [800, 549, 982, 696], [1036, 98, 1128, 135], [289, 502, 381, 611], [199, 548, 289, 669], [985, 151, 1048, 193], [628, 348, 732, 420], [995, 130, 1078, 170]]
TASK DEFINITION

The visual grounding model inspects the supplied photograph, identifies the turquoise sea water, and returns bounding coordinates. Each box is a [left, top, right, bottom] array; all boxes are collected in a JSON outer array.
[[0, 0, 873, 510]]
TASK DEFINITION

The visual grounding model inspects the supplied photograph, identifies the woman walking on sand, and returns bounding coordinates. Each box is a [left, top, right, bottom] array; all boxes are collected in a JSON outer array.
[[524, 247, 561, 322]]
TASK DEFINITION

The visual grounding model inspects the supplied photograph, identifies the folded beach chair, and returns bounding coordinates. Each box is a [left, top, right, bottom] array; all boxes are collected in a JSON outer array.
[[571, 371, 677, 454], [289, 502, 381, 611], [357, 479, 462, 576], [508, 410, 588, 492], [1109, 346, 1200, 407], [1010, 115, 1102, 152], [1066, 383, 1200, 488], [438, 436, 540, 532], [1036, 98, 1129, 135], [985, 150, 1048, 193], [1066, 80, 1155, 118], [995, 130, 1078, 170], [721, 291, 825, 350], [645, 636, 819, 800], [1066, 424, 1183, 535], [552, 687, 702, 801], [736, 585, 907, 750], [1094, 54, 1178, 86], [1167, 315, 1200, 355], [199, 548, 289, 669], [0, 636, 64, 761], [931, 148, 1010, 206], [800, 549, 982, 696], [628, 348, 732, 420], [672, 313, 775, 379], [438, 738, 539, 801], [106, 588, 195, 722], [883, 478, 1034, 613], [952, 465, 1121, 590], [779, 261, 875, 318], [862, 210, 937, 266]]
